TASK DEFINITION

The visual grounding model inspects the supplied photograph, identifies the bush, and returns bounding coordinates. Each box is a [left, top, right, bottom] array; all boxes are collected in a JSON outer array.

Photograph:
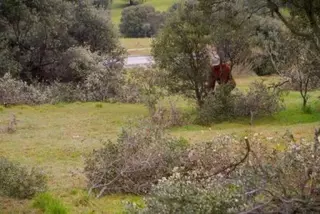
[[251, 53, 276, 76], [151, 100, 187, 128], [44, 82, 85, 104], [129, 0, 146, 6], [0, 73, 46, 105], [198, 81, 284, 125], [33, 193, 68, 214], [128, 130, 320, 214], [83, 67, 123, 102], [119, 5, 165, 37], [126, 175, 242, 214], [123, 67, 165, 112], [197, 85, 241, 124], [235, 81, 284, 120], [0, 157, 47, 199], [53, 46, 104, 83], [0, 114, 17, 134], [0, 71, 139, 105], [84, 119, 189, 197]]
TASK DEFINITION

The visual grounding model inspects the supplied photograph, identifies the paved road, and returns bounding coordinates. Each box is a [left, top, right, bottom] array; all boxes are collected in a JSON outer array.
[[124, 56, 154, 67]]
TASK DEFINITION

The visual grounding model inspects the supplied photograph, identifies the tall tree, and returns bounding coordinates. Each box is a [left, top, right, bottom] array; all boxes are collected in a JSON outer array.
[[152, 1, 211, 107], [0, 0, 123, 83]]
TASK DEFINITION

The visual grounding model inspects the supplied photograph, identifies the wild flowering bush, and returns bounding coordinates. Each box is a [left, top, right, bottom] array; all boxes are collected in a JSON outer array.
[[84, 119, 189, 197], [0, 157, 47, 199], [125, 172, 243, 214], [198, 81, 284, 125], [126, 130, 320, 214], [0, 71, 142, 105], [0, 73, 46, 105]]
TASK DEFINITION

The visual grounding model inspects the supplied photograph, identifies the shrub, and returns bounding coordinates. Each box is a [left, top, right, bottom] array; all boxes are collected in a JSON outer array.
[[235, 80, 284, 121], [251, 53, 275, 76], [44, 82, 85, 104], [198, 81, 284, 125], [119, 5, 165, 37], [125, 175, 242, 214], [197, 85, 241, 124], [53, 46, 104, 83], [0, 71, 139, 105], [0, 73, 46, 105], [151, 100, 187, 128], [84, 119, 189, 197], [83, 67, 123, 102], [0, 157, 47, 199], [123, 67, 165, 112], [33, 193, 68, 214], [128, 129, 320, 214], [0, 114, 17, 134]]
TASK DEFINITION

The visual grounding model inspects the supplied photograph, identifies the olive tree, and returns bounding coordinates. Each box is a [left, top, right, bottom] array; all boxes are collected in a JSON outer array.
[[152, 2, 211, 107], [0, 0, 123, 83], [253, 16, 320, 109], [119, 5, 165, 38]]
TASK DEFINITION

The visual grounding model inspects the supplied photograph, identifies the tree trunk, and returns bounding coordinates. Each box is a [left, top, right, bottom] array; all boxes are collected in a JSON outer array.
[[303, 96, 308, 108], [195, 88, 204, 108]]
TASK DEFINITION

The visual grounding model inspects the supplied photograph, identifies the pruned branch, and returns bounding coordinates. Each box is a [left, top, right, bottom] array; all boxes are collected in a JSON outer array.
[[268, 80, 289, 90], [198, 137, 251, 179]]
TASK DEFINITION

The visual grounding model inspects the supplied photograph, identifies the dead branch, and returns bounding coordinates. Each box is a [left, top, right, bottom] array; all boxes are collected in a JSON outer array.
[[198, 137, 251, 179], [239, 199, 273, 214], [268, 80, 289, 90]]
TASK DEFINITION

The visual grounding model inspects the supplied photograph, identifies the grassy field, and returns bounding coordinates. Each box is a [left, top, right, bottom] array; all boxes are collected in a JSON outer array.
[[115, 0, 174, 56], [111, 0, 176, 25], [120, 38, 152, 56], [0, 75, 320, 213]]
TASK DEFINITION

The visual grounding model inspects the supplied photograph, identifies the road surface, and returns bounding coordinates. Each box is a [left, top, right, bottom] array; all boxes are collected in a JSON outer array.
[[124, 56, 154, 67]]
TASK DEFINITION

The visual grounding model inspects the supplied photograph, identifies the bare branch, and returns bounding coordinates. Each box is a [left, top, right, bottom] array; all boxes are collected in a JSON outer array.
[[198, 137, 251, 179]]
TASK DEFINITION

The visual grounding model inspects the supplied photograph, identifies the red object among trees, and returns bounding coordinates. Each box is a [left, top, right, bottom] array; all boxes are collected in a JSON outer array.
[[207, 63, 236, 91]]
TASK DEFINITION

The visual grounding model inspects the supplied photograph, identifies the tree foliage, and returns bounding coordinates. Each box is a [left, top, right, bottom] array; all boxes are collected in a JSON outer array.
[[152, 1, 211, 107], [119, 4, 165, 38], [0, 0, 123, 83]]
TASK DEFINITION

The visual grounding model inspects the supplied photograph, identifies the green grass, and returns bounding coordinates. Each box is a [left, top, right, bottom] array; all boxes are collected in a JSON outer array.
[[111, 0, 176, 24], [33, 193, 68, 214], [0, 76, 319, 213], [115, 0, 175, 55], [120, 38, 152, 55], [114, 1, 175, 55]]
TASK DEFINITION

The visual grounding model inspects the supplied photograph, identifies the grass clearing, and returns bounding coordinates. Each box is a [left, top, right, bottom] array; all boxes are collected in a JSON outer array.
[[0, 75, 319, 213], [111, 0, 176, 25], [120, 38, 152, 56]]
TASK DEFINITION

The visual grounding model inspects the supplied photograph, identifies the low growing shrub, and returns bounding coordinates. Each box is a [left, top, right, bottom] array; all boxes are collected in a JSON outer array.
[[151, 100, 187, 128], [197, 85, 241, 124], [128, 130, 320, 214], [125, 175, 242, 214], [0, 114, 17, 134], [33, 192, 68, 214], [84, 119, 189, 197], [0, 73, 46, 105], [0, 157, 47, 199], [198, 81, 284, 125], [0, 71, 141, 105]]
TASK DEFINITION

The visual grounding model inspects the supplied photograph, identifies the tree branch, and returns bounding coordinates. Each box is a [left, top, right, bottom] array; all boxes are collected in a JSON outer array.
[[267, 0, 312, 38], [198, 137, 251, 179]]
